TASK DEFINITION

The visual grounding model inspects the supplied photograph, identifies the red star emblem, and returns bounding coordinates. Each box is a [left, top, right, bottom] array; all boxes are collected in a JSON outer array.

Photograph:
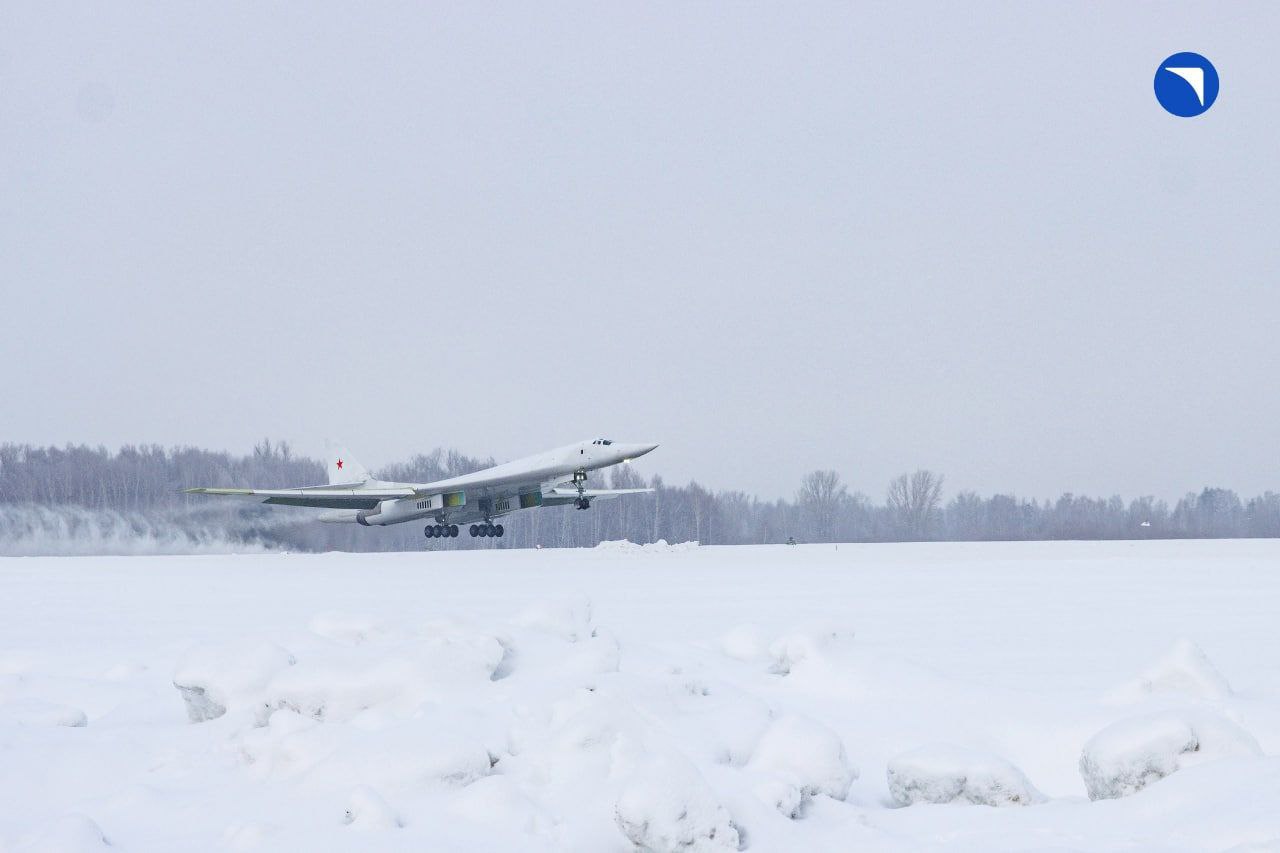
[[336, 459, 344, 470]]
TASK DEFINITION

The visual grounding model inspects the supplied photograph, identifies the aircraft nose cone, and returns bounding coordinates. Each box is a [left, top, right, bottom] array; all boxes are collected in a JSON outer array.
[[627, 443, 658, 459]]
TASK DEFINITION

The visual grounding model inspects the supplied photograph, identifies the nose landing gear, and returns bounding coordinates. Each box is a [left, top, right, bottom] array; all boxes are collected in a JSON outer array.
[[572, 469, 590, 510]]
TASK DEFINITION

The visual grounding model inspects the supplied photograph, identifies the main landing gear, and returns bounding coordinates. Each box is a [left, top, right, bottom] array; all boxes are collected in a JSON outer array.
[[424, 524, 459, 538], [469, 523, 504, 538]]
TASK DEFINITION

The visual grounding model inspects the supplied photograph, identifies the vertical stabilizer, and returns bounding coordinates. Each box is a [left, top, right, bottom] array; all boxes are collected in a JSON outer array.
[[324, 440, 372, 485]]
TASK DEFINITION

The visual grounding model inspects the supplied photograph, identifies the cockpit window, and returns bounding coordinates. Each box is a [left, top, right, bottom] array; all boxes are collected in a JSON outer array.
[[602, 439, 613, 445]]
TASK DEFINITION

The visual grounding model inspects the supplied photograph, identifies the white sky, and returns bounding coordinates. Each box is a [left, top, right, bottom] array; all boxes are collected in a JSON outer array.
[[3, 2, 1278, 501]]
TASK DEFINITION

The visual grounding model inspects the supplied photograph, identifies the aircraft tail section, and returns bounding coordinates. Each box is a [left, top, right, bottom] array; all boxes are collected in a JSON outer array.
[[324, 440, 372, 485]]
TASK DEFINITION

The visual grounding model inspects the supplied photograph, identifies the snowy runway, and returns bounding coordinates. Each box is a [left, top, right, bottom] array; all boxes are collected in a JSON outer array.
[[2, 540, 1278, 851]]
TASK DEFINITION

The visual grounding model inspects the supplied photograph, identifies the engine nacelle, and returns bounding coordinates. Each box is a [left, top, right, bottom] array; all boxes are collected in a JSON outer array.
[[353, 492, 466, 526], [317, 509, 361, 524]]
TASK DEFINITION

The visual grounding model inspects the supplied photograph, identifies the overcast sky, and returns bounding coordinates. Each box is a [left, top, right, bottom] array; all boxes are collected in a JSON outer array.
[[3, 2, 1278, 502]]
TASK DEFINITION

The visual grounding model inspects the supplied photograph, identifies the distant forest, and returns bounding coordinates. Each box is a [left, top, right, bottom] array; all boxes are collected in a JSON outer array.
[[2, 440, 1279, 554]]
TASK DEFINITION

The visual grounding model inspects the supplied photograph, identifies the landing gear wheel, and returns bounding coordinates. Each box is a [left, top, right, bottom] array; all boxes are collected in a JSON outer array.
[[469, 525, 478, 537], [494, 524, 504, 537], [424, 525, 434, 538], [449, 524, 459, 537]]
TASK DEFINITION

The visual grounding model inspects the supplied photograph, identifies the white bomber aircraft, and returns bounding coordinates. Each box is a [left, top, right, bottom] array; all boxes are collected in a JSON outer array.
[[185, 439, 657, 539]]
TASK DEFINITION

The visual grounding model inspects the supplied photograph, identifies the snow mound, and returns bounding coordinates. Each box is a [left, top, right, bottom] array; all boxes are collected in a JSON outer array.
[[102, 662, 147, 681], [557, 628, 621, 685], [614, 754, 740, 852], [768, 622, 854, 675], [595, 539, 700, 554], [719, 623, 767, 661], [308, 611, 386, 645], [1110, 639, 1233, 703], [222, 821, 280, 850], [752, 776, 805, 819], [249, 718, 494, 789], [1079, 710, 1263, 800], [514, 594, 595, 642], [886, 745, 1045, 807], [343, 786, 402, 830], [449, 775, 557, 841], [690, 690, 772, 768], [173, 641, 296, 723], [747, 714, 856, 808], [13, 814, 110, 852], [176, 627, 505, 725], [2, 698, 88, 728], [544, 689, 643, 756]]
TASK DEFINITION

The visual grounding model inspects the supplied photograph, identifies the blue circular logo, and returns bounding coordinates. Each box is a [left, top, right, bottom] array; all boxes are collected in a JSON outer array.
[[1154, 52, 1218, 117]]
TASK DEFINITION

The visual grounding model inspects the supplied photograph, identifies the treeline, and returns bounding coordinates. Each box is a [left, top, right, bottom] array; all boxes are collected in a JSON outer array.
[[788, 469, 1280, 542], [1, 442, 1278, 553]]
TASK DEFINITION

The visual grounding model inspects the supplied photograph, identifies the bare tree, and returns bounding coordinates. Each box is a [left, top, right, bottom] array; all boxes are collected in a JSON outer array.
[[886, 470, 944, 540], [797, 470, 847, 542]]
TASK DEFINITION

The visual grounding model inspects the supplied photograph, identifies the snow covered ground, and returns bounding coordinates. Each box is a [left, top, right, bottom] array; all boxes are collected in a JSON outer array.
[[2, 539, 1279, 852]]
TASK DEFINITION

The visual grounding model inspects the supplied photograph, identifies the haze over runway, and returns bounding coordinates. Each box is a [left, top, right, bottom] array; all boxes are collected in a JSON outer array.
[[3, 3, 1278, 500]]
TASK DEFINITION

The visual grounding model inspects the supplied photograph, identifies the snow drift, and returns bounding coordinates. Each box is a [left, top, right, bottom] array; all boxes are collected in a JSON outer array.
[[1108, 638, 1234, 703], [172, 640, 297, 723], [343, 786, 403, 831], [1, 698, 88, 728], [11, 814, 110, 852], [6, 540, 1280, 851]]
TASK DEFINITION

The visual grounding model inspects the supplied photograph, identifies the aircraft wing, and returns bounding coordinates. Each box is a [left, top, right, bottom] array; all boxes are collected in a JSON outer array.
[[184, 486, 415, 510], [541, 487, 654, 506]]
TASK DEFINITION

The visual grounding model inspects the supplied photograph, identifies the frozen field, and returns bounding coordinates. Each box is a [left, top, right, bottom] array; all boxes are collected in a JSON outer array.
[[2, 539, 1279, 852]]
